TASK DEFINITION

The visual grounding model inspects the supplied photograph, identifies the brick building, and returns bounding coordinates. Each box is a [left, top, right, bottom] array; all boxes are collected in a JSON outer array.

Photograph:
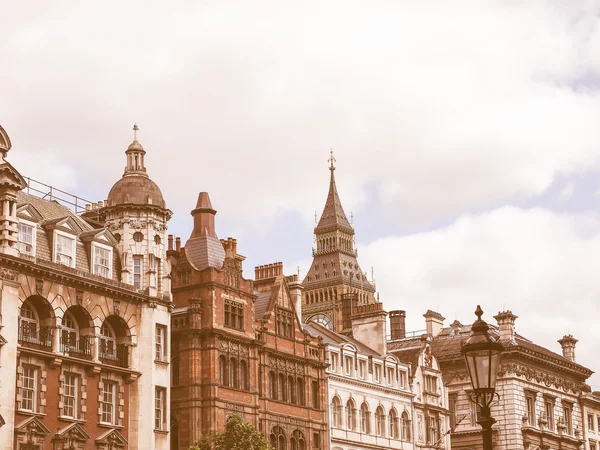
[[0, 124, 171, 449], [169, 192, 328, 450]]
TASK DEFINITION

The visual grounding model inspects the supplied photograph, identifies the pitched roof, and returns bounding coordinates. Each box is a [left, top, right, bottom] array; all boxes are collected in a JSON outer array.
[[315, 168, 353, 233], [304, 321, 381, 356]]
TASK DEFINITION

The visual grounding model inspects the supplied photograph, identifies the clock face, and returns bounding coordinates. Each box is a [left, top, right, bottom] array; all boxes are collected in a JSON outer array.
[[310, 314, 332, 330]]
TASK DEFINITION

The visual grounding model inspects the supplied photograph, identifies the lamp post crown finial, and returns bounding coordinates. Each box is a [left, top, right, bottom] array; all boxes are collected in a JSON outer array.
[[475, 305, 483, 320]]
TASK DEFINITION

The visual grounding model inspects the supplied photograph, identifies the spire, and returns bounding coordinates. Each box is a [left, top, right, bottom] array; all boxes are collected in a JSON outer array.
[[191, 192, 218, 238], [185, 191, 226, 271], [315, 150, 353, 233], [124, 123, 147, 176]]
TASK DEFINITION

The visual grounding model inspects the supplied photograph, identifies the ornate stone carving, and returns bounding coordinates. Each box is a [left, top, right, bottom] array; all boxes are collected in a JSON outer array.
[[114, 300, 121, 316], [35, 278, 43, 296], [0, 267, 17, 282], [76, 290, 83, 306]]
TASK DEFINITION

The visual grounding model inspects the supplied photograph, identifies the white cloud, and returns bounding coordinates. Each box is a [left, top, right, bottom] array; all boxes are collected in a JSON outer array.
[[1, 1, 600, 232], [559, 182, 575, 200], [356, 206, 600, 388]]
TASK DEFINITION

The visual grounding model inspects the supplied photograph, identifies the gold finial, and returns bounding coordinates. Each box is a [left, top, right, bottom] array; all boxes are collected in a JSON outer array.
[[297, 266, 301, 277], [133, 123, 139, 141], [350, 211, 354, 225], [328, 148, 336, 170]]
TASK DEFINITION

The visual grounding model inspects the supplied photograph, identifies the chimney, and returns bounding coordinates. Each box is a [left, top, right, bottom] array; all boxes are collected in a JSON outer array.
[[255, 266, 260, 280], [494, 310, 518, 343], [175, 237, 181, 252], [351, 303, 388, 355], [232, 238, 237, 254], [288, 276, 304, 322], [168, 234, 174, 251], [423, 310, 445, 337], [191, 192, 218, 238], [97, 200, 103, 208], [558, 334, 578, 363], [389, 310, 406, 340], [85, 204, 91, 212], [341, 293, 358, 332]]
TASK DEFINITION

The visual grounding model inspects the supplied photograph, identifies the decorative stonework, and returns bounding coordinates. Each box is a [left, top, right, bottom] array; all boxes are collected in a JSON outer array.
[[0, 267, 18, 282]]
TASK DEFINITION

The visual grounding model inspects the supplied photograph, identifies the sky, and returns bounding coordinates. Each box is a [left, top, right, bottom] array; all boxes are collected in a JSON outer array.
[[2, 1, 600, 387]]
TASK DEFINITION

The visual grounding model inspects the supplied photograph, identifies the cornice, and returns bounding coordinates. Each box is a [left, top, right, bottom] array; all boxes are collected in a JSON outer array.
[[328, 373, 415, 398], [0, 254, 171, 307]]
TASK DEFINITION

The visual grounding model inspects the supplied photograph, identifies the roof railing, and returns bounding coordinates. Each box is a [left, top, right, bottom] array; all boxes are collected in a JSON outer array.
[[24, 176, 93, 215]]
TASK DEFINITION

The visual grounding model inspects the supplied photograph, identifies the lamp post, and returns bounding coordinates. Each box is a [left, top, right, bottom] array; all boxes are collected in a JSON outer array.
[[460, 305, 503, 450]]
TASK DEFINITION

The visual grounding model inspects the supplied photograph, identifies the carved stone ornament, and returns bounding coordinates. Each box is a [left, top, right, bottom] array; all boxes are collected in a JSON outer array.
[[76, 290, 84, 306], [218, 339, 229, 353], [0, 268, 18, 282], [498, 364, 578, 393], [114, 300, 121, 316], [35, 278, 43, 296]]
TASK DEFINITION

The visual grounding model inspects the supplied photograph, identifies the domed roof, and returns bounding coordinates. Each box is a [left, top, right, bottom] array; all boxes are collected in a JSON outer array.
[[106, 125, 166, 209], [107, 174, 166, 208]]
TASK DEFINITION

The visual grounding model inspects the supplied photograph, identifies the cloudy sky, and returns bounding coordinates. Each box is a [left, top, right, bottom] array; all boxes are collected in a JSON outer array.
[[3, 1, 600, 386]]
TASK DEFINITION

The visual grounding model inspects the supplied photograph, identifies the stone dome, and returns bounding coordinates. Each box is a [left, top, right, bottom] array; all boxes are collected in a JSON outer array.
[[107, 174, 166, 208]]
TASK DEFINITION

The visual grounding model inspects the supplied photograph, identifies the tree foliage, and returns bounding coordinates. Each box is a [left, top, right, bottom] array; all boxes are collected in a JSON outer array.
[[190, 414, 271, 450]]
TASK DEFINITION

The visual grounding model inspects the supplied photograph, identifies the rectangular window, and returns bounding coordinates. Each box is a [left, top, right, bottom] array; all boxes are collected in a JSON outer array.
[[312, 432, 320, 449], [427, 415, 438, 443], [155, 325, 167, 362], [399, 371, 406, 389], [56, 233, 75, 267], [358, 360, 366, 379], [597, 416, 600, 434], [63, 373, 79, 419], [93, 245, 111, 278], [386, 367, 394, 386], [374, 364, 382, 383], [133, 256, 143, 289], [155, 387, 167, 431], [311, 380, 320, 408], [563, 404, 572, 435], [276, 309, 294, 338], [545, 399, 555, 431], [425, 375, 437, 393], [18, 222, 35, 256], [589, 414, 595, 431], [21, 365, 38, 412], [101, 380, 117, 424], [449, 394, 457, 429], [224, 299, 244, 330], [330, 353, 338, 373], [344, 356, 353, 376], [526, 393, 536, 426]]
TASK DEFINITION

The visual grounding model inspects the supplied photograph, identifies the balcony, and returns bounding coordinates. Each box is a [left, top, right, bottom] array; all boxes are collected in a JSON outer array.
[[99, 344, 129, 368], [60, 334, 93, 360], [18, 324, 53, 352]]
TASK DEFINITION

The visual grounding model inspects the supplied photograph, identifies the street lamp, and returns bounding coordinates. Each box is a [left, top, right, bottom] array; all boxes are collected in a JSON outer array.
[[460, 305, 503, 450]]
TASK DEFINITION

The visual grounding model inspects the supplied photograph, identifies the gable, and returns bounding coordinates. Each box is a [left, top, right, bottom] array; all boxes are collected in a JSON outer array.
[[0, 161, 26, 189], [15, 416, 51, 435], [17, 203, 43, 222], [95, 428, 128, 446], [79, 228, 118, 246], [53, 422, 91, 442]]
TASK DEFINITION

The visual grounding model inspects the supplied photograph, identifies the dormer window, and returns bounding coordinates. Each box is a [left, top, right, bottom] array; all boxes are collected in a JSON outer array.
[[18, 222, 35, 256], [93, 243, 112, 278], [55, 232, 76, 267]]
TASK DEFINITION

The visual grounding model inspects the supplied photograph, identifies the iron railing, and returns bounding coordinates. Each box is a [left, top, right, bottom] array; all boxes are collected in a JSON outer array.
[[60, 334, 93, 360], [99, 344, 129, 368], [18, 324, 53, 352]]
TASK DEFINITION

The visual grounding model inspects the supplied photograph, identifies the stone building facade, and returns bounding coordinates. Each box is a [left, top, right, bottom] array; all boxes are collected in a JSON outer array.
[[301, 154, 375, 333], [0, 124, 171, 449], [305, 316, 416, 450], [428, 309, 592, 450], [168, 192, 328, 450], [387, 310, 451, 449], [581, 391, 600, 450]]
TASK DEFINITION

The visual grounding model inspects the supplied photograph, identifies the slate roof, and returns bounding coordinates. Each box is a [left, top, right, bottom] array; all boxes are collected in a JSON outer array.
[[254, 290, 273, 319], [304, 321, 381, 356]]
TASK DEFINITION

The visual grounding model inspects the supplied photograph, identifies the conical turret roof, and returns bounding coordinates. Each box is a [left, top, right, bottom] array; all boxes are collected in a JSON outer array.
[[315, 159, 353, 234]]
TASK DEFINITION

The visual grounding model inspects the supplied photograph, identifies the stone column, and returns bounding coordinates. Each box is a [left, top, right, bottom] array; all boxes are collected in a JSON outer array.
[[91, 333, 100, 362], [52, 325, 62, 353]]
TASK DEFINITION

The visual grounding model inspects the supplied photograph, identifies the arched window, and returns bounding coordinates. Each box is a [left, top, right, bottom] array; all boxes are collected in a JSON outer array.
[[288, 375, 295, 403], [291, 430, 305, 450], [389, 408, 399, 439], [278, 373, 286, 402], [332, 396, 342, 428], [269, 372, 277, 400], [61, 311, 79, 352], [219, 356, 228, 386], [230, 358, 238, 388], [376, 406, 386, 437], [100, 322, 116, 359], [347, 399, 356, 431], [240, 360, 249, 391], [401, 411, 411, 440], [361, 402, 371, 434], [270, 426, 286, 450], [20, 302, 39, 339], [296, 378, 305, 405]]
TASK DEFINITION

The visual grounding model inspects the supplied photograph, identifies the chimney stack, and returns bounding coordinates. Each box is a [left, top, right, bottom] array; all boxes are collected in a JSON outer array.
[[168, 235, 174, 251], [287, 276, 304, 322], [423, 310, 445, 337], [341, 293, 358, 332], [558, 334, 578, 363], [350, 303, 388, 355], [175, 237, 181, 252], [494, 310, 518, 343], [389, 310, 406, 340]]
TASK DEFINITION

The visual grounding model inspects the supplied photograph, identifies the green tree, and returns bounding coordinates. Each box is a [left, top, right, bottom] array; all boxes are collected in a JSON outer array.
[[190, 414, 271, 450]]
